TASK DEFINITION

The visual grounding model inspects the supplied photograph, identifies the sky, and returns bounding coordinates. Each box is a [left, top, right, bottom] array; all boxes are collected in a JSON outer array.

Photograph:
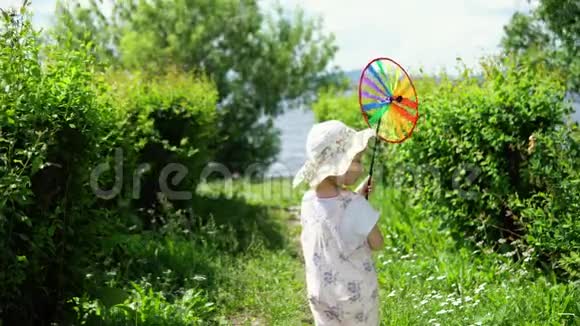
[[263, 0, 535, 73], [1, 0, 535, 74]]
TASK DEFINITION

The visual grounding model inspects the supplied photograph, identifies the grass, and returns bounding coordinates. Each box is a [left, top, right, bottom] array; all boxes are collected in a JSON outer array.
[[73, 178, 579, 325], [374, 189, 579, 326], [201, 178, 579, 325]]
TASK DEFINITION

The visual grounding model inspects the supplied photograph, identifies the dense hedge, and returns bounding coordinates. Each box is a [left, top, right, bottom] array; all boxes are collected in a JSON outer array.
[[0, 10, 218, 324], [313, 59, 580, 279], [1, 10, 112, 322], [101, 69, 218, 223]]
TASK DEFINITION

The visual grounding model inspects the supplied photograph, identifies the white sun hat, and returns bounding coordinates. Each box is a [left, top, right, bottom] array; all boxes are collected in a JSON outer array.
[[292, 120, 375, 188]]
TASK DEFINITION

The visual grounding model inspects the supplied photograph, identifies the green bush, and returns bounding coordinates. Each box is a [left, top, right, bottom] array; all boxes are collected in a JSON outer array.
[[101, 69, 218, 220], [0, 5, 220, 323], [312, 58, 580, 279], [0, 7, 115, 322], [312, 88, 365, 129]]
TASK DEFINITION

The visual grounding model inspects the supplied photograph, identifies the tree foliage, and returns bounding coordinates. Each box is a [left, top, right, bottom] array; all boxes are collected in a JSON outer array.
[[501, 0, 580, 92], [54, 0, 340, 173]]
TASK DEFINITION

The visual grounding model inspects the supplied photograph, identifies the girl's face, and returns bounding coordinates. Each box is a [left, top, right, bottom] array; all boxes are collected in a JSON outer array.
[[337, 151, 364, 185]]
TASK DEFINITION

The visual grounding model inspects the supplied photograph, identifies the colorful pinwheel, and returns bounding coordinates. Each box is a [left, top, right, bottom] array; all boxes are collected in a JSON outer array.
[[358, 57, 419, 198]]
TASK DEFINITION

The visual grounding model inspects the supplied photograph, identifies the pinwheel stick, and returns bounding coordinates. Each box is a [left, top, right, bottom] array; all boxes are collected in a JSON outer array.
[[365, 117, 382, 200]]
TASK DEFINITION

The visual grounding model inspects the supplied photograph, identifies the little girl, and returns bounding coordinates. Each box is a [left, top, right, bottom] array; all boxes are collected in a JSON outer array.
[[293, 120, 384, 325]]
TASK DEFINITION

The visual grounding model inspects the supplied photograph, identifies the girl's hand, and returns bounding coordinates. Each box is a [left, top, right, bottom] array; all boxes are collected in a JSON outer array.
[[358, 177, 373, 197]]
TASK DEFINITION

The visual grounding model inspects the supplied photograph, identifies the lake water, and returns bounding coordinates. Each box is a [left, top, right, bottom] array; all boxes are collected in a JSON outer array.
[[268, 97, 580, 177], [266, 108, 315, 177]]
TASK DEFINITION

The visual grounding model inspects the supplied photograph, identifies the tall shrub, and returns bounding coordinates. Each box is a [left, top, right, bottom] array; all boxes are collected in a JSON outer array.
[[312, 59, 580, 279], [0, 6, 114, 323]]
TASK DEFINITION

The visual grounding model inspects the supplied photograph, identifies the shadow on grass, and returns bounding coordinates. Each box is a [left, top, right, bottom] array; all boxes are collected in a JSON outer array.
[[92, 193, 288, 299], [189, 193, 287, 252]]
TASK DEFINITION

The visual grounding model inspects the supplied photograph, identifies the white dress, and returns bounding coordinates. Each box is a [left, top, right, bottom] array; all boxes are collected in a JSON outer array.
[[300, 189, 380, 325]]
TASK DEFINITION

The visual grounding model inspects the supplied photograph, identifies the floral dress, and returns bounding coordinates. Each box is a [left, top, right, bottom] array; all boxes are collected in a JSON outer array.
[[300, 189, 380, 325]]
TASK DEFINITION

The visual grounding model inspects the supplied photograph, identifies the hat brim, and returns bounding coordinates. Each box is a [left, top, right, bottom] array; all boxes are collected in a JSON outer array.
[[292, 128, 375, 188]]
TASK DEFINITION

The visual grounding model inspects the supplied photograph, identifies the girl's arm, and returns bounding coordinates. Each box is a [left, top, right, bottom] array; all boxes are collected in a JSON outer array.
[[367, 224, 384, 251]]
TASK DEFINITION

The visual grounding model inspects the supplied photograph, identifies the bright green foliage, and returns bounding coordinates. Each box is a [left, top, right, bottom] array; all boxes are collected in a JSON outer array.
[[0, 5, 114, 321], [312, 89, 365, 129], [70, 282, 216, 325], [102, 69, 218, 214]]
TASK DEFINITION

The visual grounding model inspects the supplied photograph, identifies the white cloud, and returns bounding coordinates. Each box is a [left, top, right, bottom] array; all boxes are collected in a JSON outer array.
[[264, 0, 534, 73]]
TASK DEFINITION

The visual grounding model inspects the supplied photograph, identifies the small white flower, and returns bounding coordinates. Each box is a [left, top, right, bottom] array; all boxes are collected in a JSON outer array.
[[420, 299, 429, 305], [502, 250, 516, 258], [498, 238, 506, 244], [426, 276, 435, 281], [192, 275, 207, 281], [436, 275, 446, 281], [435, 309, 448, 315], [474, 282, 487, 294]]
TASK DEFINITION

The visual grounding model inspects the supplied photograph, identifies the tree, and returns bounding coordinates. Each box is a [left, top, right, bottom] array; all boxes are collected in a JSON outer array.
[[500, 12, 551, 53], [500, 0, 579, 92], [54, 0, 341, 173], [536, 0, 579, 50]]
